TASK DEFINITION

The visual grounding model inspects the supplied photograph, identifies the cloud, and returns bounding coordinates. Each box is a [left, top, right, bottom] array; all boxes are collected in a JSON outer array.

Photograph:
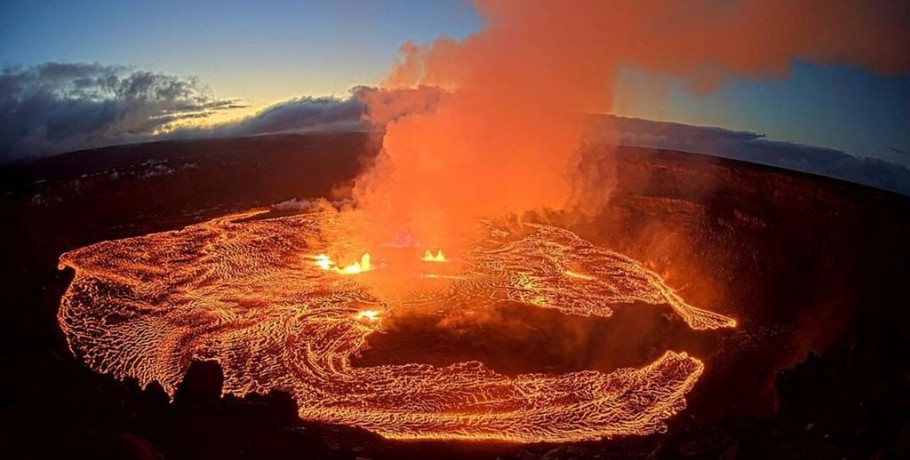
[[0, 66, 436, 159], [0, 63, 240, 160], [169, 90, 370, 139], [168, 85, 448, 140]]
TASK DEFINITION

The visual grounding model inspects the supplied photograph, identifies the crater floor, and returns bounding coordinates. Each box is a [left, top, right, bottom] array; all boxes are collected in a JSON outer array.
[[58, 210, 734, 442]]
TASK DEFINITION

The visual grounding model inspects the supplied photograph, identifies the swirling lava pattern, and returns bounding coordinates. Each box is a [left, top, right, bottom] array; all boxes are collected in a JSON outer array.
[[58, 211, 735, 443]]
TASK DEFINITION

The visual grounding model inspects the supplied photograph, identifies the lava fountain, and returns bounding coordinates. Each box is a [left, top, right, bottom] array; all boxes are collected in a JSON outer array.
[[58, 209, 734, 443]]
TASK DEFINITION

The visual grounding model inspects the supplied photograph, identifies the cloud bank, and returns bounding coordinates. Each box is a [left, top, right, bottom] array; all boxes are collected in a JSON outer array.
[[168, 91, 369, 140], [0, 63, 242, 160], [168, 85, 447, 140]]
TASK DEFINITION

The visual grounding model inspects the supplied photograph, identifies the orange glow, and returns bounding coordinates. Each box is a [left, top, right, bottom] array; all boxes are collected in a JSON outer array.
[[314, 254, 333, 270], [356, 310, 380, 321], [353, 0, 910, 266], [421, 249, 446, 262], [313, 252, 373, 275], [564, 270, 595, 280], [422, 273, 464, 280], [56, 0, 907, 443], [58, 210, 735, 443], [336, 253, 373, 274]]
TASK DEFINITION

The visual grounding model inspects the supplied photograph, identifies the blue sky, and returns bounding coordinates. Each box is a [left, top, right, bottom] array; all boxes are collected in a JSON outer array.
[[0, 0, 481, 103], [2, 0, 908, 163]]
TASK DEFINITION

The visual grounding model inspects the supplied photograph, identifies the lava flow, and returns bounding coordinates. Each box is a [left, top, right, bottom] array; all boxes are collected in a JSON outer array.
[[58, 210, 735, 443]]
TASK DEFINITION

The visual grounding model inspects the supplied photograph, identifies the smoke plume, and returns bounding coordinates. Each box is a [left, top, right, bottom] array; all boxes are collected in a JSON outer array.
[[355, 0, 910, 249]]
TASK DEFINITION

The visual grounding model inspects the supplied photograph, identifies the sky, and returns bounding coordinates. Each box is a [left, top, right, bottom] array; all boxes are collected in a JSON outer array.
[[1, 0, 481, 106], [1, 0, 908, 164]]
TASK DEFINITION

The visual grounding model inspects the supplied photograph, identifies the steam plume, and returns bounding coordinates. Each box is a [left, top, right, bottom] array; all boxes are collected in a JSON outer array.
[[355, 0, 910, 248]]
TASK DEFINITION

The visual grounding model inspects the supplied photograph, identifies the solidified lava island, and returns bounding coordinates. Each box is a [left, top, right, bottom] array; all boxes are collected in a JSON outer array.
[[58, 210, 735, 443]]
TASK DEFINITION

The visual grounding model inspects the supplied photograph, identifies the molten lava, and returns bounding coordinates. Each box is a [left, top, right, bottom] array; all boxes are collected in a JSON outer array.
[[422, 249, 446, 262], [58, 210, 735, 443], [313, 252, 373, 275], [356, 310, 380, 321], [564, 270, 596, 281]]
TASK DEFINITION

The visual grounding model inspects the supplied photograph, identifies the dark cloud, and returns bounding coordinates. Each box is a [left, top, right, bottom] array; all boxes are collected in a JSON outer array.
[[168, 89, 371, 140], [586, 115, 910, 196], [0, 63, 239, 160], [227, 94, 363, 135], [167, 85, 446, 139]]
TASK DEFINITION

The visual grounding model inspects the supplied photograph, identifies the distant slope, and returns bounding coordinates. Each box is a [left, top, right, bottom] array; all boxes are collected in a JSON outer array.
[[585, 115, 910, 196], [3, 125, 907, 206]]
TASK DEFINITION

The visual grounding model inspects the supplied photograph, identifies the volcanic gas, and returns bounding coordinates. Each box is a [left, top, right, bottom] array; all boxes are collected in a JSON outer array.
[[58, 209, 734, 443]]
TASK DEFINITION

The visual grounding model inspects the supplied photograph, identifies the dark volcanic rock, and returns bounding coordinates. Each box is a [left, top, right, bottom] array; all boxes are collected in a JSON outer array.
[[173, 361, 224, 408]]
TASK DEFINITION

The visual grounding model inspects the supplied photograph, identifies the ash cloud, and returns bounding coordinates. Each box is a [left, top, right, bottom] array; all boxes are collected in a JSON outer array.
[[0, 63, 241, 160]]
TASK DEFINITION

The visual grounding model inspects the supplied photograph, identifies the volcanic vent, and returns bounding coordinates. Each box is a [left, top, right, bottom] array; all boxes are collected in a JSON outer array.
[[58, 209, 734, 443]]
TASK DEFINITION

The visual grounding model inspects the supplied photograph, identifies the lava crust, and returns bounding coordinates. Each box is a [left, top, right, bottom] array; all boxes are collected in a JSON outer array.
[[58, 210, 734, 442]]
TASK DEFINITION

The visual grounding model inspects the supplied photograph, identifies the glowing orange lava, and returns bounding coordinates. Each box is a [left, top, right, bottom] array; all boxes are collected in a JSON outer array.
[[356, 310, 380, 321], [564, 270, 595, 281], [422, 249, 446, 262], [58, 210, 735, 443], [313, 252, 373, 274]]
